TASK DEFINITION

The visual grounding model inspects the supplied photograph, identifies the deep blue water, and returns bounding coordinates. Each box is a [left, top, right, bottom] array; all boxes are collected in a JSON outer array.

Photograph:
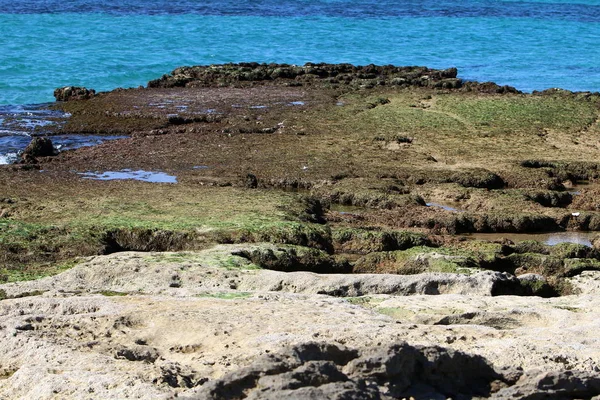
[[0, 0, 599, 160]]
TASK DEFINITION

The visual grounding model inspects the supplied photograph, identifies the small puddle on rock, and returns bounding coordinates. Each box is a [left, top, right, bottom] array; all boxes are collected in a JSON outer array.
[[566, 181, 600, 195], [464, 231, 598, 247], [79, 169, 177, 183], [426, 202, 463, 212]]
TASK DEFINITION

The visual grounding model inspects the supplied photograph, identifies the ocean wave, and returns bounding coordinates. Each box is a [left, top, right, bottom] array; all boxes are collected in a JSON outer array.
[[0, 153, 18, 165]]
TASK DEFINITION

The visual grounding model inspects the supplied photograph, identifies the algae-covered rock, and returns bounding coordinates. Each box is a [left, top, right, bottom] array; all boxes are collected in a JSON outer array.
[[236, 245, 350, 273], [333, 228, 431, 254], [517, 273, 555, 297], [562, 258, 600, 278], [147, 63, 462, 90], [506, 253, 564, 276], [353, 247, 482, 275], [53, 86, 96, 101]]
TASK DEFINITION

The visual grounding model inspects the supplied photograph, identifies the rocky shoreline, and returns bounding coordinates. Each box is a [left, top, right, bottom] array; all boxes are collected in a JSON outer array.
[[1, 63, 600, 398]]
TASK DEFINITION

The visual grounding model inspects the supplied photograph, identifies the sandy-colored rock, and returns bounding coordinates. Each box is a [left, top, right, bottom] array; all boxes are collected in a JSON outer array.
[[0, 246, 523, 299], [0, 247, 599, 399], [567, 270, 600, 294]]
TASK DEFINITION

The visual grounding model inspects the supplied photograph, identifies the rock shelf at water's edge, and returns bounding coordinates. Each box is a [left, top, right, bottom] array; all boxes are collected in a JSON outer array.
[[1, 63, 600, 398]]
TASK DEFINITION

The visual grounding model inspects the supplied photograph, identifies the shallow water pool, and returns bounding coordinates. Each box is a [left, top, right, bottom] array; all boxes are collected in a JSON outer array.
[[464, 231, 597, 247], [78, 169, 177, 183]]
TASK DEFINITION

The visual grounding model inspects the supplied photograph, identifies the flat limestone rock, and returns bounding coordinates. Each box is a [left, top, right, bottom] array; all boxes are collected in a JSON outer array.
[[0, 246, 522, 299], [1, 247, 599, 399]]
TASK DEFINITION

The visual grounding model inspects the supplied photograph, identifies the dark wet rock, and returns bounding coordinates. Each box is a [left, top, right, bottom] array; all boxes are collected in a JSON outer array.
[[167, 114, 221, 125], [461, 81, 522, 94], [187, 341, 515, 400], [416, 213, 561, 235], [53, 86, 96, 102], [245, 173, 258, 189], [506, 253, 564, 276], [281, 196, 327, 224], [565, 212, 600, 231], [20, 137, 58, 163], [147, 63, 463, 90]]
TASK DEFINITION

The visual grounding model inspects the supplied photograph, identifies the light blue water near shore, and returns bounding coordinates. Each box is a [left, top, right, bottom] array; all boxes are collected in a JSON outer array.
[[0, 0, 599, 107]]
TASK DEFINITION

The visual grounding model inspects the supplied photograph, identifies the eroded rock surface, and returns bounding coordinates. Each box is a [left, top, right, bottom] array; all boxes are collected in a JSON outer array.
[[1, 248, 599, 399]]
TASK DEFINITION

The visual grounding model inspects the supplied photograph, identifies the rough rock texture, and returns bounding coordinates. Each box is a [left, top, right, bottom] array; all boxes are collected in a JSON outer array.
[[567, 270, 600, 294], [493, 369, 600, 399], [187, 341, 513, 400], [20, 137, 57, 163], [53, 86, 96, 101], [0, 246, 526, 298], [147, 63, 463, 90], [1, 248, 599, 399]]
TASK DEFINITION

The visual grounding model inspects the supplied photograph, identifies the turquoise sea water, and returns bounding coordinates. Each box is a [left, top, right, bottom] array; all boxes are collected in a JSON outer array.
[[0, 0, 599, 161], [1, 0, 599, 106]]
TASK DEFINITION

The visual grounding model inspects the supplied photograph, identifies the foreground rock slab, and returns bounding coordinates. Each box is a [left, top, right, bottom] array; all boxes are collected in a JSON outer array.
[[0, 248, 599, 399]]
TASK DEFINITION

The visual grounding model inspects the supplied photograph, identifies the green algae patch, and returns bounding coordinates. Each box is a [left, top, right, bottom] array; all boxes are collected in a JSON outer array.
[[377, 307, 417, 320], [98, 290, 129, 297], [0, 186, 333, 271], [0, 256, 80, 283], [353, 246, 484, 275], [436, 95, 598, 136], [561, 258, 600, 278], [195, 292, 253, 300], [346, 296, 385, 307], [143, 249, 261, 270], [10, 186, 297, 233]]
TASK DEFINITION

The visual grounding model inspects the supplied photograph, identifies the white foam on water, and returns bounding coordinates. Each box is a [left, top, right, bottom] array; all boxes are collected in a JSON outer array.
[[0, 153, 17, 165]]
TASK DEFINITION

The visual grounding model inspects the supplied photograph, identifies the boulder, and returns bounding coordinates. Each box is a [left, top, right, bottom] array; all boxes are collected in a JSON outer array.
[[53, 86, 96, 101], [20, 137, 57, 163]]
